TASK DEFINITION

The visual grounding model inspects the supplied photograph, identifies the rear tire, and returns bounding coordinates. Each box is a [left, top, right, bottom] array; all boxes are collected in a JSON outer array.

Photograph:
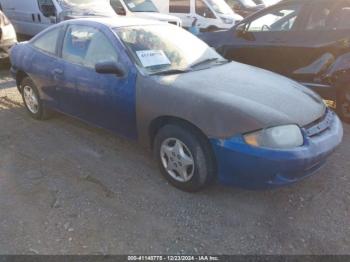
[[154, 124, 216, 192], [337, 87, 350, 124], [20, 77, 50, 120]]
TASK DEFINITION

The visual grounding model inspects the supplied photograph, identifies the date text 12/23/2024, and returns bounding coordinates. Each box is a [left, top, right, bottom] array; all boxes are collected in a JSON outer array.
[[128, 256, 220, 261]]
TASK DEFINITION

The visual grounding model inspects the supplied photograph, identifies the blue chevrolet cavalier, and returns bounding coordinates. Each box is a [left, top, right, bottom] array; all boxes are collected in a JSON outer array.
[[10, 18, 343, 192]]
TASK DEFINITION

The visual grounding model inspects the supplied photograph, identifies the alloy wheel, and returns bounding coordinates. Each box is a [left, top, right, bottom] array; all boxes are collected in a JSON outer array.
[[160, 138, 195, 183], [23, 85, 39, 114]]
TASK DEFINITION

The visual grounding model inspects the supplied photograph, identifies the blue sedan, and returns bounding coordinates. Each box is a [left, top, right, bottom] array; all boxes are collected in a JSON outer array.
[[10, 18, 343, 191]]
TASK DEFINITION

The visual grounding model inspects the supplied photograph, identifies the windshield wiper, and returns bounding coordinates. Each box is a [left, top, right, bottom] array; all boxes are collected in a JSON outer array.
[[150, 69, 189, 76], [190, 58, 223, 69]]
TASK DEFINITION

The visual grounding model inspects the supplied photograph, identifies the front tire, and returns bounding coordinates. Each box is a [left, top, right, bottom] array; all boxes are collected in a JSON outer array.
[[337, 87, 350, 124], [21, 77, 49, 120], [154, 124, 216, 192]]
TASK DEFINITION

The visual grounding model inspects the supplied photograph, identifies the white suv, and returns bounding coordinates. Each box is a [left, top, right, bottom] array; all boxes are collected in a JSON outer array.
[[0, 10, 17, 62]]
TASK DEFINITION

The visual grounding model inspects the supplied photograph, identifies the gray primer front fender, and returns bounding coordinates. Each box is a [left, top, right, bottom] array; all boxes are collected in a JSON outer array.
[[136, 74, 288, 149]]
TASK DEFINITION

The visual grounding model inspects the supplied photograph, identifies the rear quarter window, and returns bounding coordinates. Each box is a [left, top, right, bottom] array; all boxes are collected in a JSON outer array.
[[31, 27, 61, 55]]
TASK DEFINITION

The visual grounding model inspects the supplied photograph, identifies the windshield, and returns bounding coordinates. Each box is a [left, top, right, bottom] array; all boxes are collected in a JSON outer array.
[[206, 0, 233, 15], [115, 25, 223, 74], [123, 0, 159, 12], [61, 0, 103, 5], [58, 0, 115, 17]]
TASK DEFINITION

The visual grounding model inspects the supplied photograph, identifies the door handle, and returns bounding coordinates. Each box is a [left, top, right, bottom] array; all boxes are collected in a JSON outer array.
[[52, 69, 63, 81], [52, 69, 63, 75]]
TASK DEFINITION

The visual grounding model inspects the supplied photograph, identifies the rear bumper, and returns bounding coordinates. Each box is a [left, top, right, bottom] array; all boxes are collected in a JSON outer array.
[[210, 112, 343, 189]]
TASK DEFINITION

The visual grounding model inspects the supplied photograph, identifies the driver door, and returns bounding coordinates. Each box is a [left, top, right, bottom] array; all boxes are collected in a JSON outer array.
[[226, 2, 305, 73], [57, 24, 138, 138]]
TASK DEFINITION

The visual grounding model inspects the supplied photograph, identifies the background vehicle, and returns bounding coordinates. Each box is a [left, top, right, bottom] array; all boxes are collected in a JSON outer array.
[[110, 0, 182, 26], [0, 0, 116, 37], [153, 0, 243, 31], [226, 0, 265, 18], [10, 18, 342, 191], [200, 0, 350, 122], [0, 10, 16, 62]]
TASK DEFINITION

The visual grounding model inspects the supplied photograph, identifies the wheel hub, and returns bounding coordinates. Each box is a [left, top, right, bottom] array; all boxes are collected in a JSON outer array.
[[23, 86, 39, 114], [160, 138, 195, 183]]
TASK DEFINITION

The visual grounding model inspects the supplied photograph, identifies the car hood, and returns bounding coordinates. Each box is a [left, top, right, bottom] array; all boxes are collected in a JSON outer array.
[[136, 12, 180, 22], [158, 62, 326, 128]]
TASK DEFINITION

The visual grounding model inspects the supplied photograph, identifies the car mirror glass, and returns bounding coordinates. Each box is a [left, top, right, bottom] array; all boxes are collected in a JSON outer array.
[[236, 23, 246, 36], [116, 7, 126, 16]]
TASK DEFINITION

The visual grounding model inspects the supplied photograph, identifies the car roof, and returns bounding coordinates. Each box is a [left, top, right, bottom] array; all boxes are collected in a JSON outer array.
[[62, 17, 164, 29]]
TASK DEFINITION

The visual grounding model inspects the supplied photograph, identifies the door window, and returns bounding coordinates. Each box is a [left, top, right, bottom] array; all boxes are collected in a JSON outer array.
[[169, 0, 190, 13], [306, 1, 350, 30], [246, 4, 301, 32], [62, 25, 119, 68], [37, 0, 56, 17], [31, 26, 61, 55], [195, 0, 216, 18]]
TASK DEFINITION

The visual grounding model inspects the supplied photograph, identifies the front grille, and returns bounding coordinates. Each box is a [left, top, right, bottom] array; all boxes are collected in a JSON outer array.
[[304, 109, 334, 137]]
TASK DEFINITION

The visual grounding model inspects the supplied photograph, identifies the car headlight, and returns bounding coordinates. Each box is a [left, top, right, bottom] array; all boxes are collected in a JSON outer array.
[[243, 125, 304, 149], [220, 17, 234, 24]]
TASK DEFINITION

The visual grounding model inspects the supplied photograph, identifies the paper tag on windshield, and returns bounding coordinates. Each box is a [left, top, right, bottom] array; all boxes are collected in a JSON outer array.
[[136, 50, 171, 68], [128, 3, 136, 8]]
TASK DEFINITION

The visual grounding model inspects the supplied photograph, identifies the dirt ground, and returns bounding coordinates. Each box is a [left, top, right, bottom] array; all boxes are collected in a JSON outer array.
[[0, 68, 349, 255]]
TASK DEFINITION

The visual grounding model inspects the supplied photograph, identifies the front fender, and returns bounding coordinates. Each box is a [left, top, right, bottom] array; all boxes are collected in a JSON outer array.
[[136, 75, 284, 149]]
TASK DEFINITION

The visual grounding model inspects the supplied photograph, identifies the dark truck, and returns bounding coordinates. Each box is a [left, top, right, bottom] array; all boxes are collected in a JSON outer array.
[[201, 0, 350, 122]]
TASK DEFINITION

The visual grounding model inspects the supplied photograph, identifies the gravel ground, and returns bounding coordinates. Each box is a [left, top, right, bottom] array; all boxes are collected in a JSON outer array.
[[0, 68, 349, 255]]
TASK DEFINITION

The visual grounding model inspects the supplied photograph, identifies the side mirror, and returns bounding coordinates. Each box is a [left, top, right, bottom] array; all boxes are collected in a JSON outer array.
[[236, 23, 247, 37], [236, 23, 255, 41], [95, 61, 126, 78], [116, 7, 126, 16]]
